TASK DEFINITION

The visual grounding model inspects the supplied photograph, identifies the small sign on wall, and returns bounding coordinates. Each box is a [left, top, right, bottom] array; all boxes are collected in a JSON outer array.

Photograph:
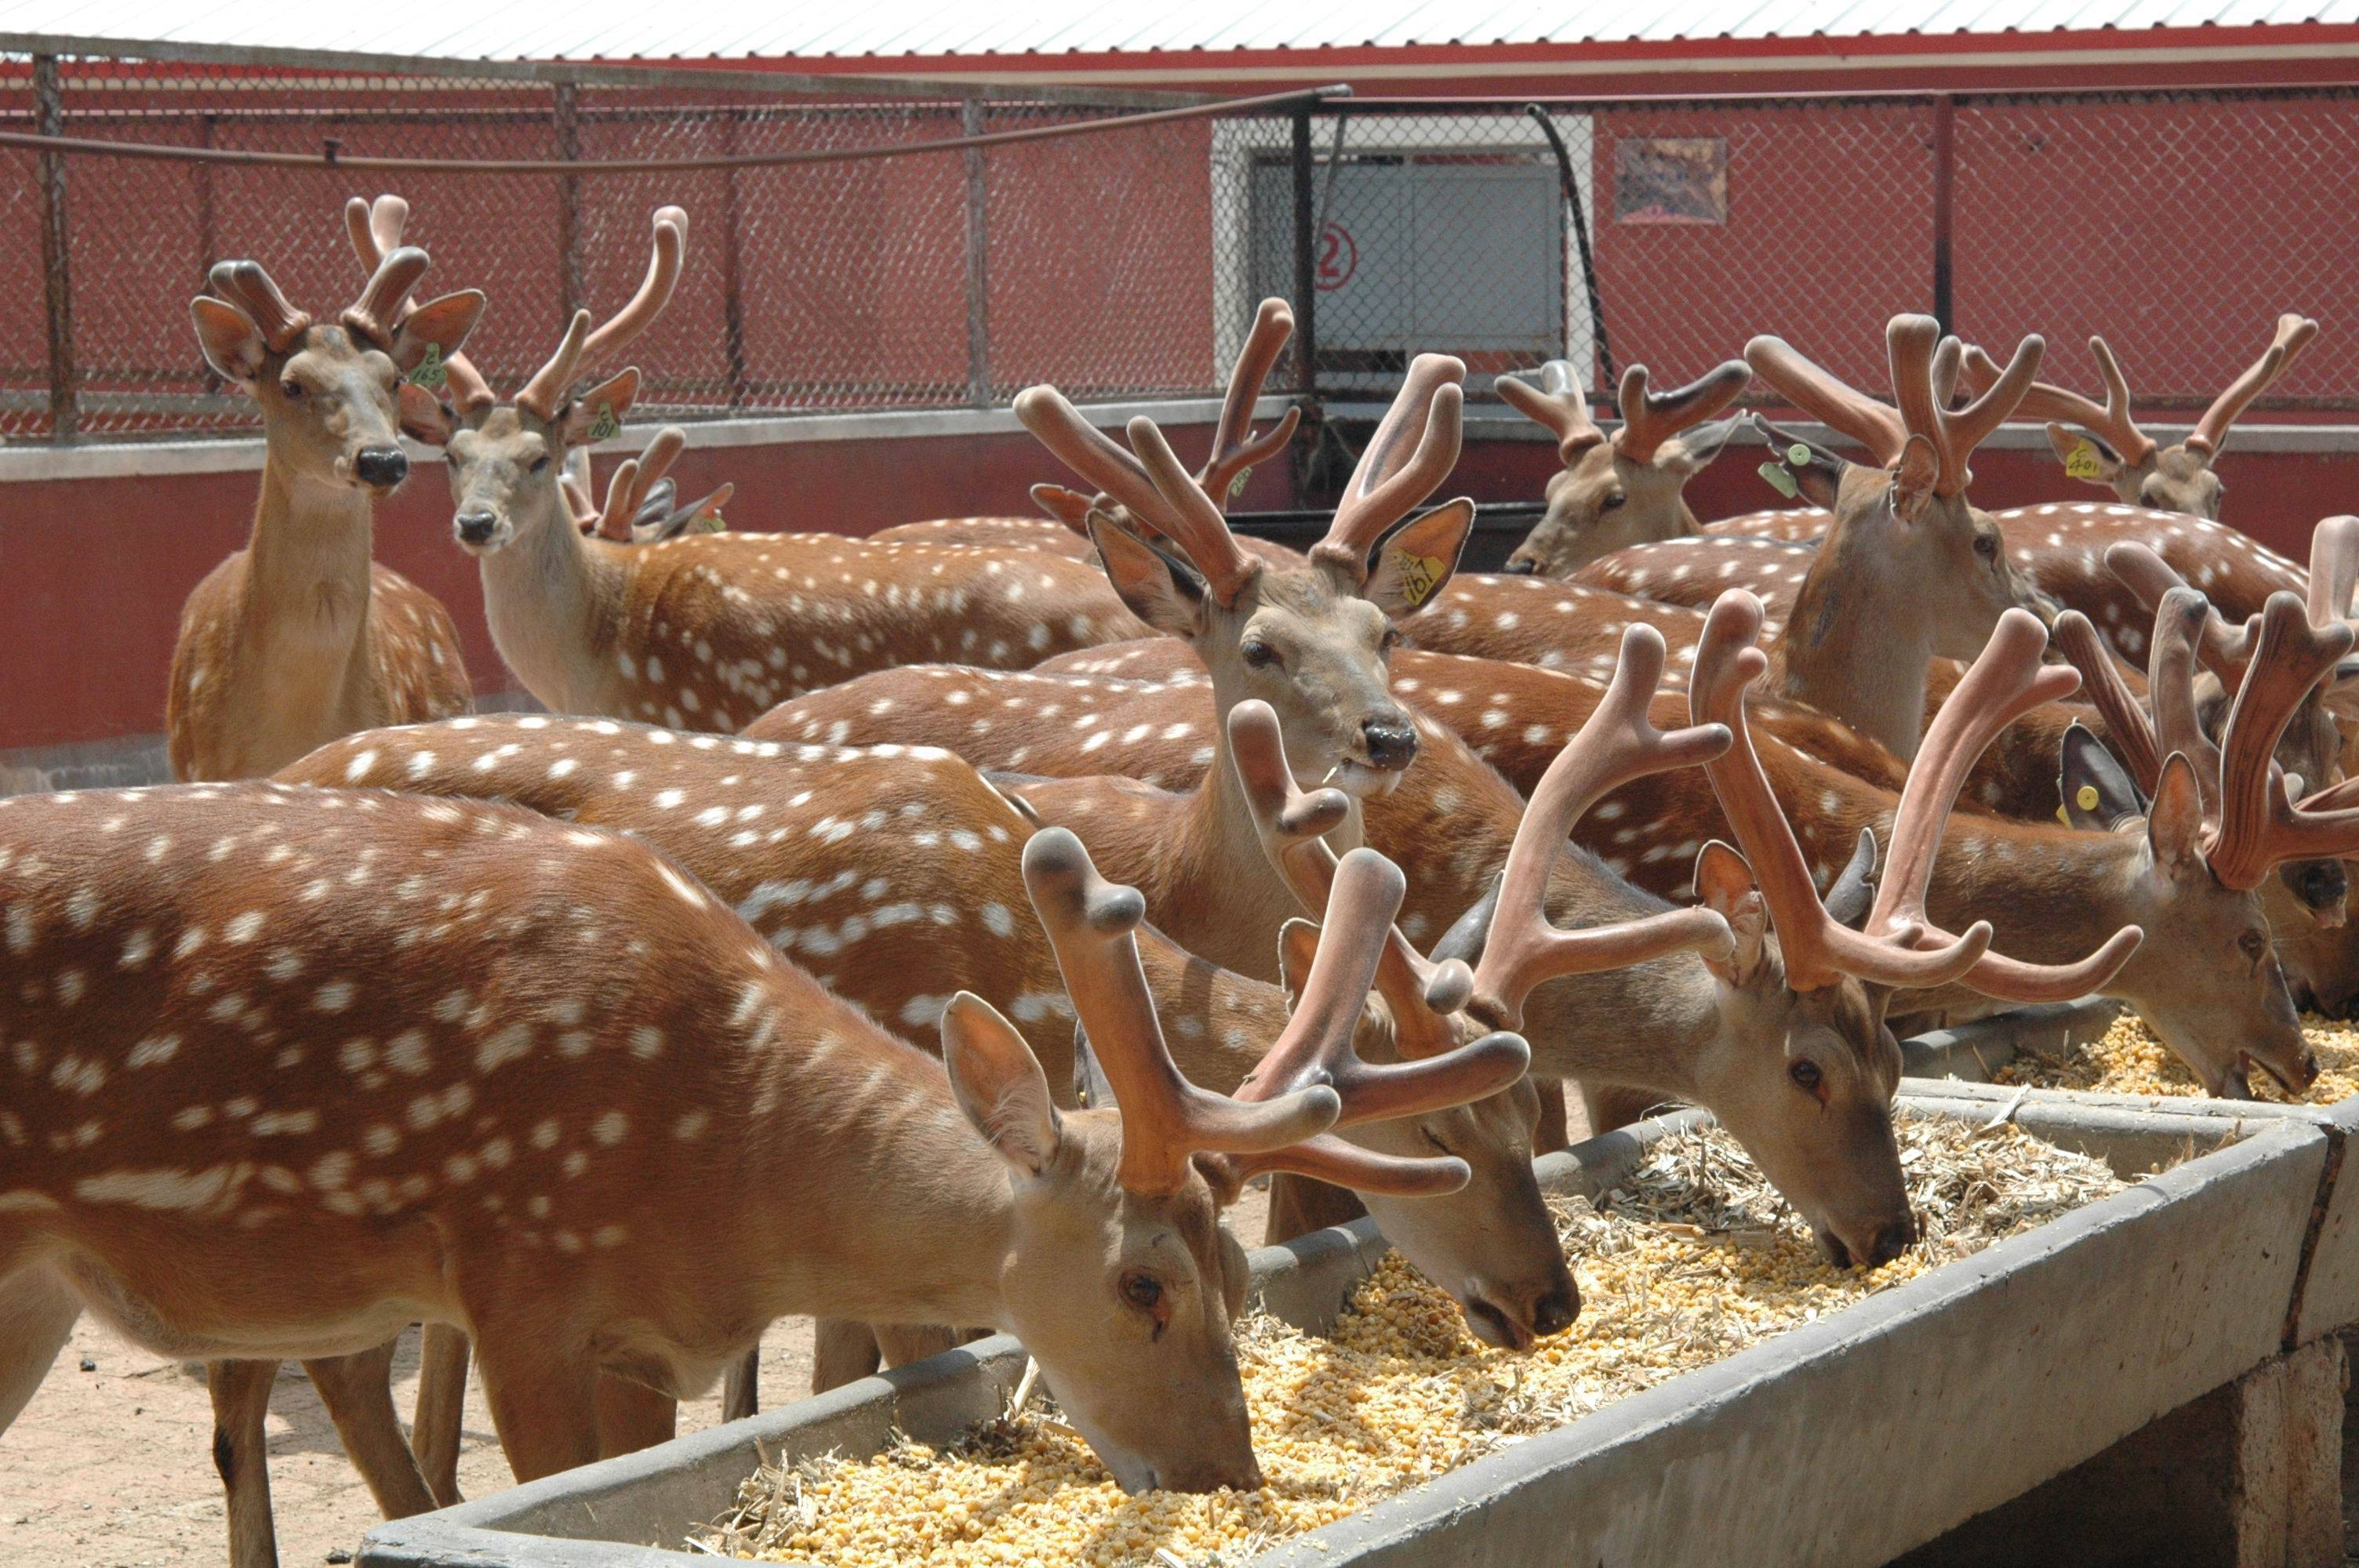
[[1614, 137, 1728, 225]]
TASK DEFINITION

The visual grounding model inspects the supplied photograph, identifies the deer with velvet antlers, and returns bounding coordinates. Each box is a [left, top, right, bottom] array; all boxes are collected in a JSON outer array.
[[169, 212, 483, 782]]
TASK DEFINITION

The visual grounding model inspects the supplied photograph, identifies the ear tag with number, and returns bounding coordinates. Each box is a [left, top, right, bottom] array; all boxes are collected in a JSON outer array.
[[408, 342, 447, 390], [1227, 466, 1252, 503], [2064, 439, 2105, 482], [1393, 550, 1445, 607], [1757, 460, 1800, 499], [587, 403, 621, 442]]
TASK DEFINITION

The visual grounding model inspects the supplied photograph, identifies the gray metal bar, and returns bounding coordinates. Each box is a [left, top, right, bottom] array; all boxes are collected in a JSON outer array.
[[32, 53, 75, 441], [961, 97, 990, 408], [0, 34, 1204, 111]]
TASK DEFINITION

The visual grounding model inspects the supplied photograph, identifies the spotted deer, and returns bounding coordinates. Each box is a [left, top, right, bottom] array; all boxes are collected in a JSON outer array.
[[282, 716, 1564, 1351], [1492, 358, 1753, 576], [168, 232, 483, 782], [0, 778, 1517, 1557]]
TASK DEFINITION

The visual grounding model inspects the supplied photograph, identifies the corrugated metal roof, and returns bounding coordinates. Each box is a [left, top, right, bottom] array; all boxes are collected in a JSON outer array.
[[3, 0, 2355, 61]]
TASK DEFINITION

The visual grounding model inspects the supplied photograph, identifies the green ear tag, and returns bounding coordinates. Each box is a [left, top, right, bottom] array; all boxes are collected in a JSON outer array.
[[694, 508, 726, 535], [587, 403, 620, 442], [408, 342, 447, 390], [2064, 439, 2104, 482], [1227, 466, 1252, 503], [1786, 442, 1811, 466], [1757, 460, 1800, 499]]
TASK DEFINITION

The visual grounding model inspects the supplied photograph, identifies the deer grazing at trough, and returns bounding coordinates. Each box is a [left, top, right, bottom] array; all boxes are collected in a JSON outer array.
[[1492, 357, 1754, 576], [0, 779, 1513, 1555], [283, 716, 1564, 1358], [168, 221, 484, 782]]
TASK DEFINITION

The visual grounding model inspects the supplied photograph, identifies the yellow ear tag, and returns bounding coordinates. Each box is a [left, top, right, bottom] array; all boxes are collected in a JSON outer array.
[[2064, 439, 2105, 482], [2075, 783, 2101, 811], [2056, 804, 2072, 825], [407, 341, 447, 390], [587, 403, 621, 442], [1393, 550, 1445, 607]]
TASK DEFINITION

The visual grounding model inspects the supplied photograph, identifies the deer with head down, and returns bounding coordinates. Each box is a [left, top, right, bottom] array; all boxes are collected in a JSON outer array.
[[0, 778, 1514, 1555], [169, 209, 484, 782], [1492, 357, 1753, 576]]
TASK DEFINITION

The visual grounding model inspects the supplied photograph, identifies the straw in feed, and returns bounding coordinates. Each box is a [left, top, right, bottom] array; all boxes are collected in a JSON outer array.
[[703, 1112, 2131, 1568]]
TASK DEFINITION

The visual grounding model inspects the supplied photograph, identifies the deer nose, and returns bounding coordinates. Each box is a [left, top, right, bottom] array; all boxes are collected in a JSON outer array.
[[1863, 1214, 1917, 1269], [454, 510, 500, 546], [1504, 555, 1539, 575], [2284, 858, 2350, 920], [353, 445, 408, 488], [1528, 1279, 1580, 1338], [1362, 717, 1419, 770]]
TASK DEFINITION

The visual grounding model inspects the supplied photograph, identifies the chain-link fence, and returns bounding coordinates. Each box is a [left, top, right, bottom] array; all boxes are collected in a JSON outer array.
[[4, 42, 2357, 445]]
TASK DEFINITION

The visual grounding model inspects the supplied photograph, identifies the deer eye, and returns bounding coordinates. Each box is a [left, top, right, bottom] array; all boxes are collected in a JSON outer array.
[[1974, 533, 1998, 558], [1241, 640, 1278, 670], [1120, 1272, 1162, 1311], [1600, 492, 1627, 511], [279, 378, 305, 400], [1789, 1059, 1823, 1094], [2238, 929, 2269, 963], [529, 455, 551, 475]]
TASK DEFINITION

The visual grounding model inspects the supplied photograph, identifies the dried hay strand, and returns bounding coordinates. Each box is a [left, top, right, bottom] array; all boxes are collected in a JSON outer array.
[[1997, 1011, 2359, 1103], [702, 1113, 2126, 1568]]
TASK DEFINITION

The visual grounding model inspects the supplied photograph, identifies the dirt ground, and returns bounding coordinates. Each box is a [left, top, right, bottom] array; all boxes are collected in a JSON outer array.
[[0, 1187, 1270, 1567]]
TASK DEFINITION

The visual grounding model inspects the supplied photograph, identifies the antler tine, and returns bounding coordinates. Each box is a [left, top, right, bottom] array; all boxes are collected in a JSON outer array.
[[1015, 386, 1190, 534], [1743, 334, 1908, 466], [2105, 541, 2258, 681], [2190, 314, 2320, 456], [2206, 592, 2359, 889], [2145, 588, 2229, 818], [561, 473, 600, 532], [343, 245, 431, 350], [2307, 514, 2359, 629], [1963, 336, 2156, 464], [1323, 355, 1467, 567], [1496, 359, 1605, 465], [1227, 700, 1475, 1062], [1896, 316, 2042, 497], [1692, 591, 1995, 992], [1127, 416, 1259, 605], [342, 193, 495, 413], [2052, 610, 2162, 790], [581, 206, 688, 371], [598, 426, 686, 541], [208, 260, 313, 354], [1614, 360, 1753, 464], [515, 310, 592, 423], [1020, 828, 1339, 1196], [1472, 624, 1736, 1029], [1877, 610, 2143, 1000], [1198, 297, 1302, 506]]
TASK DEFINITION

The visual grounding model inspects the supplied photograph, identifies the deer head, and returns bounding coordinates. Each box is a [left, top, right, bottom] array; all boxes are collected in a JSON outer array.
[[1971, 316, 2319, 519], [1017, 309, 1471, 798], [1496, 358, 1751, 575], [395, 206, 686, 556], [191, 222, 483, 496]]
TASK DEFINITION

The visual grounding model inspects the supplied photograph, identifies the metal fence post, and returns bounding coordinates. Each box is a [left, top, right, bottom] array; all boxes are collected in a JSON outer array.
[[719, 107, 751, 410], [33, 53, 77, 442], [1930, 94, 1956, 335], [554, 82, 585, 319], [1289, 105, 1318, 404], [962, 97, 990, 408]]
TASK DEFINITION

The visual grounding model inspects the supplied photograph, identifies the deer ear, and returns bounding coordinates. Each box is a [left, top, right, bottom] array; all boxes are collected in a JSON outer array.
[[388, 289, 485, 376], [1823, 828, 1878, 930], [191, 297, 268, 385], [1030, 484, 1098, 535], [2059, 723, 2149, 832], [2146, 751, 2208, 878], [1091, 515, 1207, 638], [398, 383, 458, 447], [1692, 840, 1768, 986], [1430, 870, 1502, 968], [559, 368, 641, 447], [940, 992, 1062, 1178], [1274, 918, 1321, 1010], [2046, 423, 2124, 487], [1364, 499, 1474, 620], [1889, 434, 1940, 523], [1658, 414, 1743, 477]]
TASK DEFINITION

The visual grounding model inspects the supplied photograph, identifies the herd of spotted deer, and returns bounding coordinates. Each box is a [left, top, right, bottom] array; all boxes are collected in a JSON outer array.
[[2, 191, 2356, 1565]]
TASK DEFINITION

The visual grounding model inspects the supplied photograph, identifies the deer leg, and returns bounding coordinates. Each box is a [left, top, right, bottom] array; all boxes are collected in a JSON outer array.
[[208, 1358, 283, 1568], [874, 1325, 968, 1369], [302, 1341, 438, 1522], [1533, 1077, 1572, 1154], [0, 1266, 80, 1433], [810, 1319, 881, 1394], [720, 1346, 758, 1422], [592, 1375, 677, 1457], [1579, 1082, 1668, 1135], [409, 1323, 469, 1506], [469, 1334, 599, 1483], [1263, 1174, 1367, 1245]]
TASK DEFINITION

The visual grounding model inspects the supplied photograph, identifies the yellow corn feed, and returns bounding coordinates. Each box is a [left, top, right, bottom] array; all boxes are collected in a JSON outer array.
[[1997, 1011, 2359, 1103], [708, 1115, 2128, 1568]]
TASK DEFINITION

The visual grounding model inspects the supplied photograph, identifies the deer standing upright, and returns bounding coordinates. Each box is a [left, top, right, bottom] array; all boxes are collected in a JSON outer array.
[[168, 227, 483, 781]]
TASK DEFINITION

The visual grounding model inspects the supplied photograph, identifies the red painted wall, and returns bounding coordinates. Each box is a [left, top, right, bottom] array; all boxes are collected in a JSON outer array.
[[5, 426, 2340, 757]]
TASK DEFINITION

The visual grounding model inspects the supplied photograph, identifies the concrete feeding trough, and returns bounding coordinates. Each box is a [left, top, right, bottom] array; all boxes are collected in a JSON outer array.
[[358, 1092, 2344, 1568]]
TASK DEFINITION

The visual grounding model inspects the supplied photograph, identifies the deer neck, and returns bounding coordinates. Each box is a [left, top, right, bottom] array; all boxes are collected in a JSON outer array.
[[478, 489, 630, 714], [739, 1049, 1016, 1331], [232, 456, 380, 731], [1518, 942, 1713, 1099], [1770, 521, 1934, 760], [1911, 820, 2145, 1008]]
